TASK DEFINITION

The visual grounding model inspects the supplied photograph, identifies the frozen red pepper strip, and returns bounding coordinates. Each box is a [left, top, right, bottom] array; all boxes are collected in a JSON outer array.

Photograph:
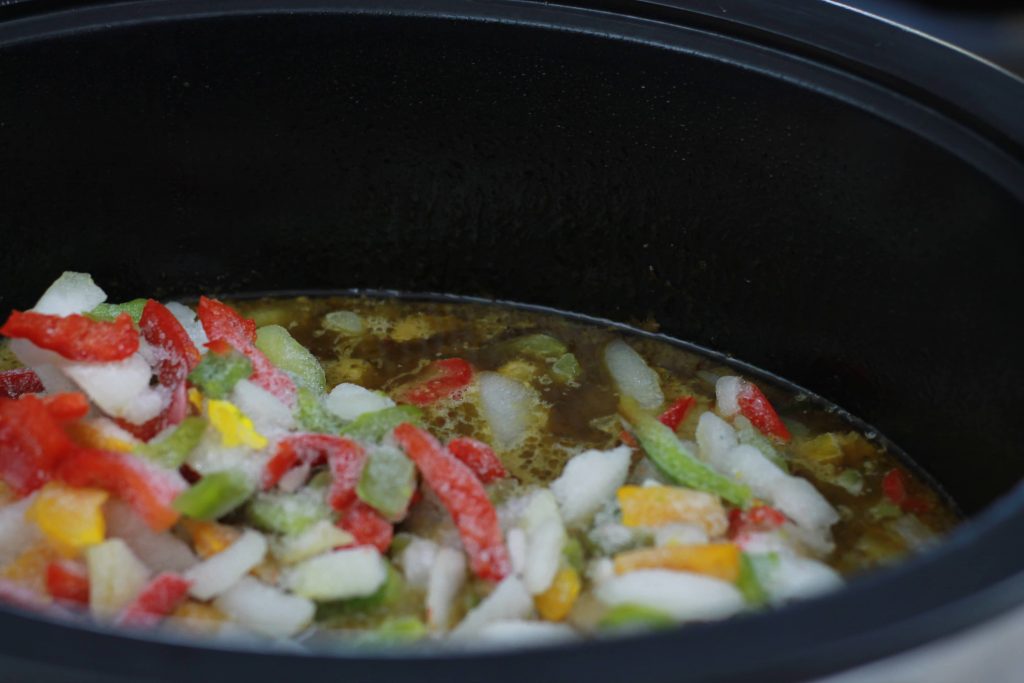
[[338, 500, 394, 553], [447, 437, 507, 484], [392, 358, 473, 406], [394, 423, 510, 581], [0, 310, 138, 362], [0, 368, 44, 399], [197, 297, 256, 348], [42, 392, 90, 422], [620, 395, 698, 447], [325, 437, 367, 510], [118, 301, 201, 442], [263, 433, 346, 490], [45, 560, 89, 605], [116, 572, 192, 628], [57, 448, 186, 531], [197, 297, 296, 406], [882, 469, 931, 514], [737, 382, 791, 443], [0, 394, 77, 495], [659, 396, 697, 431], [728, 505, 787, 539], [140, 300, 201, 386]]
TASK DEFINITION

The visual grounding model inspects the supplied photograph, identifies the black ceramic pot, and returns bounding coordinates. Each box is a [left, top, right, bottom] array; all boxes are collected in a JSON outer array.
[[0, 1, 1021, 681]]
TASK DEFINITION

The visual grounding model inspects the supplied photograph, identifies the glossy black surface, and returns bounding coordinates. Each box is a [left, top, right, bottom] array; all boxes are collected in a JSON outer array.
[[0, 1, 1022, 681]]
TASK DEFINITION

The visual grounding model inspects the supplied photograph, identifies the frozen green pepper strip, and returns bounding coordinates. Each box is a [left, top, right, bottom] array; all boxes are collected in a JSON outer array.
[[315, 563, 406, 623], [353, 616, 428, 645], [620, 396, 751, 506], [338, 405, 423, 442], [187, 347, 253, 399], [172, 469, 254, 521], [552, 352, 582, 382], [87, 299, 147, 325], [598, 604, 675, 631], [356, 445, 416, 522], [502, 333, 567, 360], [135, 417, 207, 469], [736, 552, 773, 607], [295, 387, 346, 434], [247, 488, 330, 535], [254, 325, 326, 394]]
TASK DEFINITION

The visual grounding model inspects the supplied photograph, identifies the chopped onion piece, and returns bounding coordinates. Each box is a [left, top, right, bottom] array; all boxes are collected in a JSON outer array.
[[398, 536, 439, 589], [715, 376, 743, 417], [86, 539, 150, 619], [64, 353, 165, 424], [213, 577, 314, 638], [270, 519, 354, 565], [695, 411, 739, 464], [478, 372, 539, 450], [105, 500, 197, 572], [185, 529, 267, 600], [524, 519, 565, 595], [33, 271, 106, 317], [165, 302, 209, 350], [603, 339, 664, 410], [451, 576, 533, 638], [324, 383, 395, 421], [550, 446, 631, 527], [0, 495, 42, 566], [473, 620, 578, 645], [596, 570, 744, 621], [284, 547, 387, 601], [232, 379, 295, 432], [427, 547, 467, 631]]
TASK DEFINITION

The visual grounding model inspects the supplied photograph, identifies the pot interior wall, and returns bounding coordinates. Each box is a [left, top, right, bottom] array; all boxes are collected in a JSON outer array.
[[0, 11, 1021, 513]]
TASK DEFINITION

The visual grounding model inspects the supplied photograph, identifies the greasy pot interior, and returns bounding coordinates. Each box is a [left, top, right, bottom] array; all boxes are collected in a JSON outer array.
[[0, 2, 1022, 681]]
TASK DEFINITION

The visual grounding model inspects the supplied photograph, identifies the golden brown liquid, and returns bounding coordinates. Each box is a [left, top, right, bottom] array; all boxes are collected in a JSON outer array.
[[233, 295, 959, 577]]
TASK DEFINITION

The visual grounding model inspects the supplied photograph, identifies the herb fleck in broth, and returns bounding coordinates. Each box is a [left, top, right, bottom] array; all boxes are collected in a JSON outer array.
[[234, 295, 958, 578]]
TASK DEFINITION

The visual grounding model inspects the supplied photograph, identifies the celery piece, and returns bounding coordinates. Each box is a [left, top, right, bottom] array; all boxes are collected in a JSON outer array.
[[87, 298, 147, 325], [356, 446, 416, 521], [734, 415, 790, 473], [188, 349, 253, 399], [295, 387, 346, 434], [255, 325, 326, 394], [835, 469, 865, 496], [353, 616, 428, 645], [598, 604, 675, 631], [135, 416, 206, 468], [502, 333, 568, 360], [552, 353, 582, 383], [562, 535, 586, 574], [339, 405, 424, 442], [620, 396, 751, 506], [868, 500, 902, 522], [172, 470, 255, 521], [737, 552, 775, 607], [315, 563, 406, 622], [247, 488, 330, 536]]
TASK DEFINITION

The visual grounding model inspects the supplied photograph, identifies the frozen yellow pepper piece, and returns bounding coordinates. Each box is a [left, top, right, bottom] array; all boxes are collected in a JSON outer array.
[[0, 543, 60, 595], [180, 519, 240, 558], [613, 543, 741, 582], [188, 387, 204, 412], [65, 420, 136, 453], [617, 485, 728, 536], [26, 482, 108, 556], [534, 567, 581, 622], [207, 399, 267, 449]]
